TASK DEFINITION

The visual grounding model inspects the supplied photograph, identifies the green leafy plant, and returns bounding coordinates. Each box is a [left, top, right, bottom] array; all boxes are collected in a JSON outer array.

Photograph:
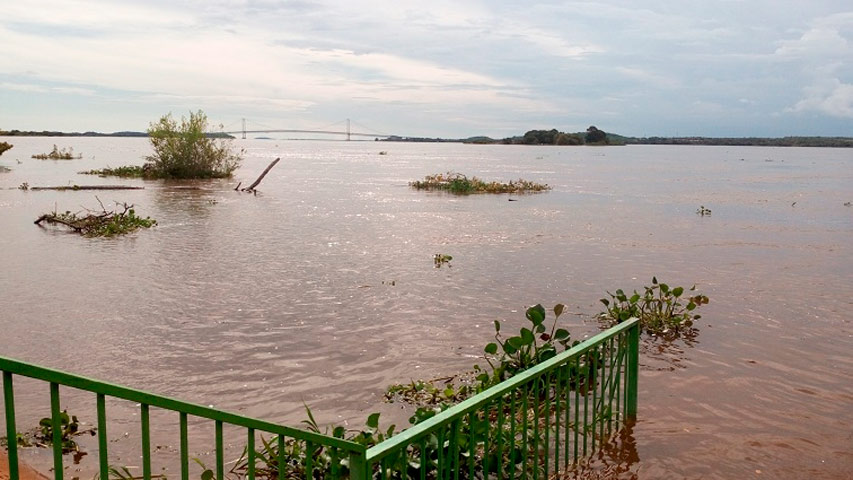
[[433, 253, 452, 267], [146, 110, 241, 179], [482, 304, 572, 384], [36, 410, 95, 453], [600, 277, 709, 335]]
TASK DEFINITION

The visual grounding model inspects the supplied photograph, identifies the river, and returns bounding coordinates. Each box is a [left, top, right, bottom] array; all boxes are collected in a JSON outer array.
[[1, 138, 851, 478]]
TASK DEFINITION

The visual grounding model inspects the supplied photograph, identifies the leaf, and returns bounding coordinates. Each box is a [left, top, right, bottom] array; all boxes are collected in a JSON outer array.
[[600, 298, 610, 307], [629, 293, 640, 304], [672, 287, 684, 297], [652, 276, 658, 284], [554, 328, 570, 340], [535, 324, 546, 333], [526, 304, 546, 326], [201, 470, 214, 480], [520, 328, 535, 345], [540, 333, 551, 341], [484, 343, 498, 355], [493, 320, 501, 333], [367, 413, 380, 429], [553, 303, 565, 318]]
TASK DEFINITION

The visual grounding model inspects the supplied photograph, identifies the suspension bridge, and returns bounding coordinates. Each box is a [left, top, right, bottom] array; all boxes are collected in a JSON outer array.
[[218, 118, 394, 140]]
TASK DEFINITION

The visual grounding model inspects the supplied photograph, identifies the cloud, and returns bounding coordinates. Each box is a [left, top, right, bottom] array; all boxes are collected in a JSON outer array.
[[789, 79, 853, 118]]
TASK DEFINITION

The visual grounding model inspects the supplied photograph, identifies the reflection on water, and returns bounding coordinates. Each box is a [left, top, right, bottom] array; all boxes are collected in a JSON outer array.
[[1, 138, 851, 478]]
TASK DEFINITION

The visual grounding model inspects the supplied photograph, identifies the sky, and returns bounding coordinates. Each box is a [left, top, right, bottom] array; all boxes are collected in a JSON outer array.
[[1, 0, 852, 138]]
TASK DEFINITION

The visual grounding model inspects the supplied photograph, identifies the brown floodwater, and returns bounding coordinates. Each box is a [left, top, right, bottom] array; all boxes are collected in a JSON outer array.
[[1, 138, 851, 478]]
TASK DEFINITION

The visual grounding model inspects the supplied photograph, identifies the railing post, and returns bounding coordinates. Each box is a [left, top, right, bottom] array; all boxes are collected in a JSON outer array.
[[3, 372, 19, 480], [349, 451, 368, 480], [626, 321, 640, 420]]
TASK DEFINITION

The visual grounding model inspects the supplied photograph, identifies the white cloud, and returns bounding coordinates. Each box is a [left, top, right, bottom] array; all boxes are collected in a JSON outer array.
[[789, 79, 853, 118]]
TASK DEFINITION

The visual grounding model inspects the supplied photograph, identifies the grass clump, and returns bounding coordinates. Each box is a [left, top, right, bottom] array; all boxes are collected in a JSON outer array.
[[32, 144, 82, 160], [410, 172, 551, 194], [80, 165, 147, 178]]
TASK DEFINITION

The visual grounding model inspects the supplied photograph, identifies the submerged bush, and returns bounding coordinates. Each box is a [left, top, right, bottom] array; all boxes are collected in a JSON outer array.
[[32, 144, 81, 160], [0, 141, 12, 156], [410, 172, 551, 194], [146, 110, 241, 179]]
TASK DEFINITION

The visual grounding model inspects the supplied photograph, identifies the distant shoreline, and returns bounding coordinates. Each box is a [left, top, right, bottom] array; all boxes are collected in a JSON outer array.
[[2, 131, 851, 147]]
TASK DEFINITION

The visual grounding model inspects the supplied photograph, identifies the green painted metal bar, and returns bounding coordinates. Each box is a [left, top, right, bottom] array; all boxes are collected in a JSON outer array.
[[140, 404, 151, 480], [465, 411, 474, 480], [544, 372, 551, 480], [330, 446, 340, 478], [216, 421, 224, 480], [562, 364, 570, 468], [532, 381, 539, 480], [573, 357, 580, 463], [497, 396, 504, 480], [180, 412, 189, 480], [49, 382, 63, 480], [509, 393, 516, 480], [276, 435, 285, 480], [3, 372, 19, 480], [555, 367, 561, 473], [450, 419, 460, 480], [304, 440, 314, 479], [246, 428, 255, 480], [481, 403, 489, 479], [364, 318, 639, 464], [436, 426, 445, 480], [591, 349, 598, 453], [627, 322, 640, 420], [0, 357, 363, 455], [96, 393, 109, 480], [522, 383, 529, 476], [349, 447, 367, 480], [583, 359, 590, 457], [418, 438, 427, 480]]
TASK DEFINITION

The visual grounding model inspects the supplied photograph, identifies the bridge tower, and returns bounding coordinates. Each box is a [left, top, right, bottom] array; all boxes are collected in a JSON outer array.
[[242, 118, 246, 139], [347, 118, 351, 141]]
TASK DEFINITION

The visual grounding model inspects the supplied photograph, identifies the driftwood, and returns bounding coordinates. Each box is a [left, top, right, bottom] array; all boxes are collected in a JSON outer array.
[[35, 198, 155, 237], [240, 157, 280, 193], [28, 185, 143, 191]]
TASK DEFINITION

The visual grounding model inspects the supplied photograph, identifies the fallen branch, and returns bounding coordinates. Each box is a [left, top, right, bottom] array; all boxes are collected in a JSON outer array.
[[240, 157, 280, 193], [28, 185, 144, 191], [35, 199, 156, 237]]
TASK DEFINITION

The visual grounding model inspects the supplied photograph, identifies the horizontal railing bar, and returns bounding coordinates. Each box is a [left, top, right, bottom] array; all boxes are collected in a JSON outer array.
[[366, 318, 638, 461], [0, 357, 364, 454]]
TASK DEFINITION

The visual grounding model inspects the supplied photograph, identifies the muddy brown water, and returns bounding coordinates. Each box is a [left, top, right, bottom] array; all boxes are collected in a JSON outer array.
[[1, 138, 851, 478]]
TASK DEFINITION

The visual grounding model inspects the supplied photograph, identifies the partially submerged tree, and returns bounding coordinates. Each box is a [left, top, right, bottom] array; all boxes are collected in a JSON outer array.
[[146, 110, 241, 179], [0, 141, 12, 156]]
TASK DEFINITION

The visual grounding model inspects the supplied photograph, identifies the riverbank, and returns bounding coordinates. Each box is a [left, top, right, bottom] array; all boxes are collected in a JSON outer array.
[[0, 452, 48, 480]]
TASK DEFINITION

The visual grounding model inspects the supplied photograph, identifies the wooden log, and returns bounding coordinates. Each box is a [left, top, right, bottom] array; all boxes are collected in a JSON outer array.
[[29, 185, 143, 191], [242, 157, 280, 192]]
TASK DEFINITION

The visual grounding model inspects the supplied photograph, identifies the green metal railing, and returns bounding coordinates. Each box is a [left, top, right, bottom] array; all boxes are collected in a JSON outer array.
[[363, 318, 639, 479], [1, 318, 638, 480]]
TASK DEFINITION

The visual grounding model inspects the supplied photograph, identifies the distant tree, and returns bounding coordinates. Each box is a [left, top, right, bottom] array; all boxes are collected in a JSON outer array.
[[146, 110, 241, 179], [585, 126, 607, 144], [0, 141, 12, 156], [555, 133, 583, 145]]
